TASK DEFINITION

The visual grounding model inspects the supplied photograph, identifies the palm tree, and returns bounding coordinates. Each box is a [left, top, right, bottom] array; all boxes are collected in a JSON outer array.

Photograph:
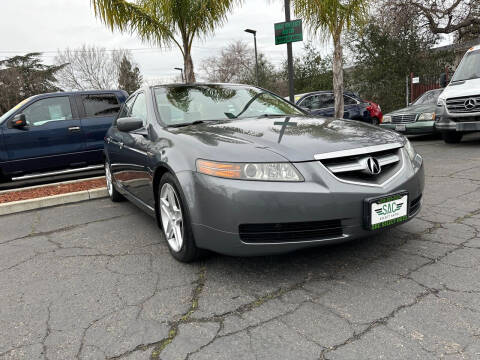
[[293, 0, 369, 118], [91, 0, 240, 83]]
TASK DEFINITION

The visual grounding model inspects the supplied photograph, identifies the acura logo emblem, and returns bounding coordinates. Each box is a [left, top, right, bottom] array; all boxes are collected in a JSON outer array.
[[366, 157, 381, 175], [464, 98, 477, 110]]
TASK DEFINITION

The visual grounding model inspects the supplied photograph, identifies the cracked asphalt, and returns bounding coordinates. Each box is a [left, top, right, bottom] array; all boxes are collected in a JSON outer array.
[[1, 134, 480, 360]]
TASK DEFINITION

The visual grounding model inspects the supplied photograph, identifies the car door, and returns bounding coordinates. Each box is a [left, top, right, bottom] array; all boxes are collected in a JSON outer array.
[[1, 95, 86, 175], [121, 92, 153, 206], [110, 92, 153, 206], [343, 95, 359, 119], [312, 93, 335, 117], [78, 93, 121, 165]]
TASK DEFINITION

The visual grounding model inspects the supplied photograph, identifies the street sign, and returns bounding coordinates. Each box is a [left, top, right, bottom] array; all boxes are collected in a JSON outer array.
[[412, 77, 420, 84], [274, 19, 303, 45]]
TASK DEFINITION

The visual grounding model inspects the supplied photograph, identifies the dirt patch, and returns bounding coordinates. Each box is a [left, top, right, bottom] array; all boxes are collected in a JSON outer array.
[[0, 178, 106, 203]]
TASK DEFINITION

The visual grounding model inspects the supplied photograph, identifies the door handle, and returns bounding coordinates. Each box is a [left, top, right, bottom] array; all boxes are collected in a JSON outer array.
[[68, 126, 81, 132], [119, 142, 124, 149]]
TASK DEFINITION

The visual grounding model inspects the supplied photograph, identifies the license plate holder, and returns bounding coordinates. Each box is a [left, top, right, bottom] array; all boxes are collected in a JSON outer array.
[[364, 191, 409, 230], [395, 124, 406, 132]]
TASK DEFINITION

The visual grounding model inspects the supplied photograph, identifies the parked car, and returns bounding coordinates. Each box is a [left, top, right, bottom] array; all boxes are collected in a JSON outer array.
[[104, 83, 424, 262], [381, 88, 443, 135], [294, 91, 374, 124], [436, 44, 480, 143], [0, 90, 128, 181], [366, 101, 383, 124]]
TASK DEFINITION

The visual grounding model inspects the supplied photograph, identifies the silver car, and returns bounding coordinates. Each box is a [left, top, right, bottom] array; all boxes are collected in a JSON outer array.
[[104, 84, 424, 262]]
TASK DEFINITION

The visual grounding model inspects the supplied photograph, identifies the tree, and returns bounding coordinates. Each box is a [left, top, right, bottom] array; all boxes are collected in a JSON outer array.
[[293, 0, 369, 118], [201, 41, 285, 93], [385, 0, 480, 38], [0, 53, 65, 115], [283, 42, 333, 94], [118, 55, 143, 93], [55, 45, 132, 90], [346, 17, 454, 113], [201, 41, 253, 83], [91, 0, 241, 83]]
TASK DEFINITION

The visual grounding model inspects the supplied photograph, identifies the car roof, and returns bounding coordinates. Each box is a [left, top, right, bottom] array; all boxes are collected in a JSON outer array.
[[39, 89, 127, 96]]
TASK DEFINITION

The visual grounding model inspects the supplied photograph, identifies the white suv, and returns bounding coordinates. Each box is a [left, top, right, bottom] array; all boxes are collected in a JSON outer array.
[[436, 44, 480, 143]]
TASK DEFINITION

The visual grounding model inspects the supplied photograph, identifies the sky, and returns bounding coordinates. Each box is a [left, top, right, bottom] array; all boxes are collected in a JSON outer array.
[[0, 0, 327, 83]]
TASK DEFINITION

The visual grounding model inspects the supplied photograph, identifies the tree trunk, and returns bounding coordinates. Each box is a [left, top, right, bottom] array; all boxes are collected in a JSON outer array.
[[183, 51, 196, 83], [332, 37, 344, 119]]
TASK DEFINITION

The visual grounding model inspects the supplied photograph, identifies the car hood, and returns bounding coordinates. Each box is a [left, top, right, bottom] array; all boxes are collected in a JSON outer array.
[[440, 78, 480, 100], [387, 104, 437, 116], [173, 116, 404, 162]]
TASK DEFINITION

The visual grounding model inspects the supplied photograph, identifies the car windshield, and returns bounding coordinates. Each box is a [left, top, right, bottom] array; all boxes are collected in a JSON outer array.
[[451, 49, 480, 82], [413, 89, 442, 105], [153, 84, 304, 126], [0, 97, 34, 124]]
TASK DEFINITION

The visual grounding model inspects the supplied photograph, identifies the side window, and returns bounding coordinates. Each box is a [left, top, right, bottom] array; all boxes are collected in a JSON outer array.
[[82, 94, 120, 117], [130, 92, 147, 125], [320, 94, 335, 108], [299, 96, 312, 109], [300, 96, 322, 110], [309, 95, 323, 110], [344, 95, 358, 105], [22, 97, 73, 127]]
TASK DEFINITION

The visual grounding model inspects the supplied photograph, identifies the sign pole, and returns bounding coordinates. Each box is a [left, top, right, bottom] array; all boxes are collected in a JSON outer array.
[[284, 0, 295, 103]]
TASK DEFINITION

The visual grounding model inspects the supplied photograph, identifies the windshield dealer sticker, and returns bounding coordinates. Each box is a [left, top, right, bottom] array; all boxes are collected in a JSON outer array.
[[370, 194, 408, 230]]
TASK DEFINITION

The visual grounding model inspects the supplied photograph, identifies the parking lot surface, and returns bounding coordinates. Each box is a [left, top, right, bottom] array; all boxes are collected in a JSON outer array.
[[1, 134, 480, 360]]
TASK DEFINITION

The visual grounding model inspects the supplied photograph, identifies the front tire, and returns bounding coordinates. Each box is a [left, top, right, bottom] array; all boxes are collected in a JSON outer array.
[[442, 132, 463, 144], [105, 160, 124, 202], [158, 173, 200, 262]]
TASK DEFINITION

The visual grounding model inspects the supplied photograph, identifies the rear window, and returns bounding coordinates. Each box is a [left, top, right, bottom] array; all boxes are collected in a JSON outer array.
[[82, 94, 120, 117]]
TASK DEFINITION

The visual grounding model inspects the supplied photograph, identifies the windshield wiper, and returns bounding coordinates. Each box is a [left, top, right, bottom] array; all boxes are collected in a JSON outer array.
[[167, 120, 206, 128]]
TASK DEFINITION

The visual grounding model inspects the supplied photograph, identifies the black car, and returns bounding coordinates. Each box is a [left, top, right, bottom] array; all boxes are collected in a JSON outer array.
[[0, 90, 128, 181], [295, 91, 373, 124]]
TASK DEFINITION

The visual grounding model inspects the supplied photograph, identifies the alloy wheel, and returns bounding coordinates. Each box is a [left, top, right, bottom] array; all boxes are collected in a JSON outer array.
[[160, 183, 184, 252]]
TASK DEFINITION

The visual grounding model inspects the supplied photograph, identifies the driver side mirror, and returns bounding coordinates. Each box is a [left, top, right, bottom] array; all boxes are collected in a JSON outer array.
[[117, 117, 143, 132], [10, 114, 27, 128]]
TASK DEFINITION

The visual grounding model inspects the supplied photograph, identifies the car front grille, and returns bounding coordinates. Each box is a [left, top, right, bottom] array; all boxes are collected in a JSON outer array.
[[239, 219, 343, 243], [392, 114, 417, 123], [318, 145, 403, 186], [446, 95, 480, 113]]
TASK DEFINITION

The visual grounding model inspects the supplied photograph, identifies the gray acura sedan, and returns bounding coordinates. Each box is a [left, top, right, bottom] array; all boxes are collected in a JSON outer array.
[[104, 84, 424, 262]]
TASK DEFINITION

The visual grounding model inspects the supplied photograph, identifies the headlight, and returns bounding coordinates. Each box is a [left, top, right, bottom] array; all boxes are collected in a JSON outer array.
[[404, 139, 417, 161], [383, 115, 392, 123], [196, 160, 304, 182], [417, 112, 435, 121]]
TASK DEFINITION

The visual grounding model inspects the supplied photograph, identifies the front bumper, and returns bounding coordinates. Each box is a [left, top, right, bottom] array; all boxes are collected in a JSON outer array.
[[435, 118, 480, 132], [177, 155, 425, 256], [380, 121, 435, 135], [435, 106, 480, 132]]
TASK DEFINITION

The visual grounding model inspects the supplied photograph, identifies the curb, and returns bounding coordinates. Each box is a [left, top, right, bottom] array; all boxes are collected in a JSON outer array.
[[0, 176, 105, 195], [0, 187, 109, 216]]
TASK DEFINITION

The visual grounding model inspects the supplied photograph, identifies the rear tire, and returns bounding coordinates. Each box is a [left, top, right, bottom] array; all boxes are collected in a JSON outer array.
[[158, 172, 201, 262], [105, 160, 124, 202], [370, 117, 379, 126], [442, 132, 463, 144]]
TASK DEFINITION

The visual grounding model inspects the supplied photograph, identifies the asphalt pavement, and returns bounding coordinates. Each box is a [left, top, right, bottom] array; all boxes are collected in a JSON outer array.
[[1, 134, 479, 360]]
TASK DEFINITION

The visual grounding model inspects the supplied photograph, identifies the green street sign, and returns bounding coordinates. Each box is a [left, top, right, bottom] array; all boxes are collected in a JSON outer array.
[[274, 19, 303, 45]]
